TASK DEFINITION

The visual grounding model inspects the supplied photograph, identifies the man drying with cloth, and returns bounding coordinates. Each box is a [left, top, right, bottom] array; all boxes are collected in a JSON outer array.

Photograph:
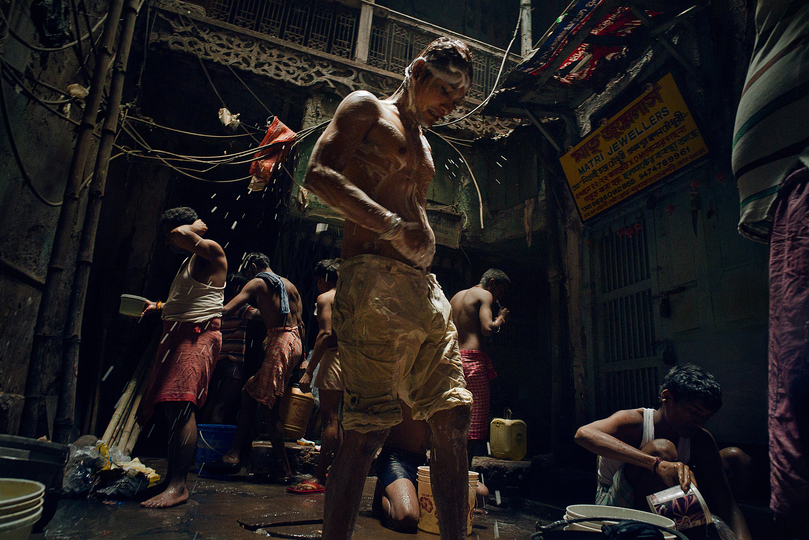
[[137, 207, 227, 509]]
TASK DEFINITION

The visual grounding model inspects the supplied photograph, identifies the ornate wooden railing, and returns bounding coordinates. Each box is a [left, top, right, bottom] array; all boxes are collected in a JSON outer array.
[[189, 0, 519, 101]]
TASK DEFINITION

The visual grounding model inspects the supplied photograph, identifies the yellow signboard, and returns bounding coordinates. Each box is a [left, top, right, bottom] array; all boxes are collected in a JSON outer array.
[[560, 73, 708, 221]]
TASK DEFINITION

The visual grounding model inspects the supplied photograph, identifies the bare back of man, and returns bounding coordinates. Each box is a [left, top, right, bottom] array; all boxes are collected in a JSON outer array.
[[248, 275, 303, 333], [451, 287, 495, 351], [450, 274, 509, 352]]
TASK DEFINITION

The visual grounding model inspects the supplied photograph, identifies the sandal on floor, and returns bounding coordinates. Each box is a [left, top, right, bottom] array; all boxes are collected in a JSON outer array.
[[201, 458, 241, 475], [286, 479, 325, 494]]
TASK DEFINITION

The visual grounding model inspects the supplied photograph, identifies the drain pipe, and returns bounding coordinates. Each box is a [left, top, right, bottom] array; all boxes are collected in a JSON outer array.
[[21, 0, 125, 439], [54, 0, 140, 444]]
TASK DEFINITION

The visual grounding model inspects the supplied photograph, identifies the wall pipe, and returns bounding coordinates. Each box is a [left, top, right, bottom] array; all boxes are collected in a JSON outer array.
[[21, 0, 125, 439]]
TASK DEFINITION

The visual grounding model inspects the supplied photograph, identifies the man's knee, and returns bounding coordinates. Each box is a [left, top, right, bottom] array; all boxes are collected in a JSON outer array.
[[641, 439, 678, 461], [388, 500, 419, 531]]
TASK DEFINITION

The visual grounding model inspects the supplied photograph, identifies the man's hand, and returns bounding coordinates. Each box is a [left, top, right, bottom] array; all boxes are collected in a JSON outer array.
[[299, 371, 313, 394], [188, 219, 208, 236], [656, 460, 696, 493], [141, 300, 160, 317], [388, 221, 435, 269], [497, 306, 510, 323]]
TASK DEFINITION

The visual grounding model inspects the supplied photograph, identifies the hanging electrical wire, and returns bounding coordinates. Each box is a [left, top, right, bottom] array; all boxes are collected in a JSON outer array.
[[2, 6, 107, 53], [0, 62, 62, 207], [429, 130, 485, 229], [126, 115, 261, 138]]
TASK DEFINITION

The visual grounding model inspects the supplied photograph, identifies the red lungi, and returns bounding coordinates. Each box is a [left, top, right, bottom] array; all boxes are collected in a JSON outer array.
[[243, 326, 302, 409], [137, 318, 222, 426], [461, 349, 497, 440]]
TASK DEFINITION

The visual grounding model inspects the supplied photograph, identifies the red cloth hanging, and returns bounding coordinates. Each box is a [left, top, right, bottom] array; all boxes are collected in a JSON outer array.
[[248, 117, 296, 190]]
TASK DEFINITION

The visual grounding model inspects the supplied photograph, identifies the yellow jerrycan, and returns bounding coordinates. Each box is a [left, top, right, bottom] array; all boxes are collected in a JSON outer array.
[[489, 408, 527, 460], [279, 384, 314, 440]]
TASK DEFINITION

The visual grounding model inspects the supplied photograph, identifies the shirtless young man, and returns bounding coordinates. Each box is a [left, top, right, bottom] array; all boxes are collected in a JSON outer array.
[[575, 364, 751, 540], [205, 252, 304, 482], [291, 258, 343, 494], [304, 37, 475, 540], [449, 269, 510, 467], [137, 207, 227, 508]]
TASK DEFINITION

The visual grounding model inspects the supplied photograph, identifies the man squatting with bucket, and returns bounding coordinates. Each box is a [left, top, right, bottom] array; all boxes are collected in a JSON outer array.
[[136, 207, 227, 509], [450, 268, 510, 505], [304, 36, 475, 540], [205, 252, 305, 483], [575, 364, 751, 540]]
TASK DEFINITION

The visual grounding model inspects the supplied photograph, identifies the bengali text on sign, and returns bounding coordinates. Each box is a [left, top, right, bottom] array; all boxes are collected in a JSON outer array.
[[560, 73, 709, 221]]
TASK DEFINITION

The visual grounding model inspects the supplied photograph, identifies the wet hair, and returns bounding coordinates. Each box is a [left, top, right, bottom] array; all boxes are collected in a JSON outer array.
[[415, 36, 474, 83], [314, 258, 343, 283], [479, 268, 510, 287], [243, 252, 270, 273], [160, 207, 197, 230], [661, 364, 722, 411], [225, 273, 249, 301]]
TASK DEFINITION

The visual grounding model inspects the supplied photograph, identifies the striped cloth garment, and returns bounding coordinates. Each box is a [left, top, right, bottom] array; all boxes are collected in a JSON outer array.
[[731, 0, 809, 243]]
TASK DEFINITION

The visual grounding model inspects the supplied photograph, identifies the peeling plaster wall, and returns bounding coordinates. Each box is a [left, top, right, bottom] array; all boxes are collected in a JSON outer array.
[[0, 3, 103, 434]]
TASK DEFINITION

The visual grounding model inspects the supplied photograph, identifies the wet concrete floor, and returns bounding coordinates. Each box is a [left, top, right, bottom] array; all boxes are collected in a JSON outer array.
[[33, 459, 548, 540]]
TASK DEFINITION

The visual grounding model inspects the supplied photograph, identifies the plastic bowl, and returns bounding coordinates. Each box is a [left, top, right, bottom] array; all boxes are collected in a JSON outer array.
[[565, 504, 675, 528], [0, 504, 42, 540], [0, 500, 43, 525], [0, 497, 39, 518], [119, 294, 148, 317], [0, 481, 44, 508]]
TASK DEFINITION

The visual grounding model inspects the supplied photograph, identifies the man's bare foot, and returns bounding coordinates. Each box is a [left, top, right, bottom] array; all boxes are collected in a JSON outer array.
[[140, 483, 189, 508]]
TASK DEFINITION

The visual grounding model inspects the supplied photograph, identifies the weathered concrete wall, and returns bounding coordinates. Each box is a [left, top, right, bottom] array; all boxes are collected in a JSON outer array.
[[0, 2, 105, 434]]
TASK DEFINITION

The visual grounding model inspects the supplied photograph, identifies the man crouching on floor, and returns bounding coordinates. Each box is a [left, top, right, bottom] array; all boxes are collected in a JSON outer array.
[[575, 364, 751, 540]]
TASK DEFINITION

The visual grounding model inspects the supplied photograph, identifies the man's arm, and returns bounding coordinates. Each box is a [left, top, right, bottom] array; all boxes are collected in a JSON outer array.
[[305, 92, 395, 233], [167, 219, 227, 285], [299, 293, 334, 393], [478, 290, 508, 337], [691, 433, 751, 540], [574, 410, 694, 491], [304, 92, 433, 268], [223, 279, 261, 318]]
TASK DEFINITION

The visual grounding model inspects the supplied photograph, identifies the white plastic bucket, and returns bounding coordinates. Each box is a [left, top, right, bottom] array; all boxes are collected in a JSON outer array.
[[416, 466, 477, 535], [119, 295, 148, 317]]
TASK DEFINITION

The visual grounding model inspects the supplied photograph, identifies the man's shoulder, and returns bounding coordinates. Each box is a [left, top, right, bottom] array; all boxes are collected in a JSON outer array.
[[317, 289, 336, 304], [336, 90, 385, 116]]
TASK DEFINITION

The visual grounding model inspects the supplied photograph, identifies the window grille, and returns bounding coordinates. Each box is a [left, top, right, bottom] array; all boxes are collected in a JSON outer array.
[[606, 366, 659, 412], [595, 218, 659, 412], [332, 9, 356, 59], [285, 1, 310, 45], [310, 3, 333, 52], [257, 0, 285, 37], [233, 0, 261, 31], [599, 224, 651, 293]]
